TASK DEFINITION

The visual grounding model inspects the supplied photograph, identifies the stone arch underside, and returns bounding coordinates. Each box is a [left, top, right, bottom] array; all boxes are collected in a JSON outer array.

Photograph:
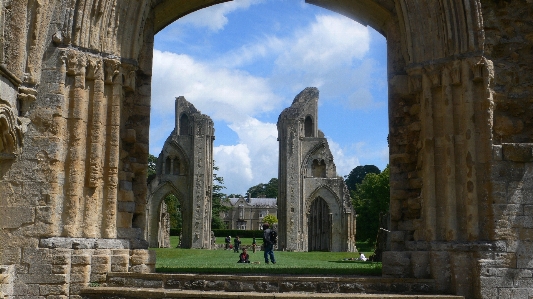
[[3, 0, 532, 298]]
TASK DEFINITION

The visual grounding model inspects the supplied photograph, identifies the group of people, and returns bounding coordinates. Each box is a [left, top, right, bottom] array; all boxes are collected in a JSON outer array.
[[225, 223, 277, 264]]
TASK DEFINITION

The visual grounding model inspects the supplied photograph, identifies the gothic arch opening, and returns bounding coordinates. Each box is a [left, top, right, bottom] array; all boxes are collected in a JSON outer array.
[[308, 197, 331, 251], [304, 115, 314, 137], [179, 113, 190, 135]]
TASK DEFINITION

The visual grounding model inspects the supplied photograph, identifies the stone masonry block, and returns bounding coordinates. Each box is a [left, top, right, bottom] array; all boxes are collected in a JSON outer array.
[[69, 272, 90, 284], [70, 264, 90, 275], [89, 273, 107, 283], [29, 264, 52, 274], [91, 255, 110, 265], [1, 248, 21, 264], [52, 264, 69, 274], [411, 251, 430, 278], [111, 254, 129, 265], [22, 248, 51, 264], [111, 264, 128, 272], [39, 284, 68, 296], [90, 263, 110, 274], [382, 251, 411, 278], [130, 249, 156, 265], [0, 207, 35, 228], [129, 264, 154, 273], [18, 274, 67, 284], [503, 143, 533, 162], [13, 283, 39, 296], [498, 287, 529, 299], [117, 211, 133, 228], [71, 255, 91, 265]]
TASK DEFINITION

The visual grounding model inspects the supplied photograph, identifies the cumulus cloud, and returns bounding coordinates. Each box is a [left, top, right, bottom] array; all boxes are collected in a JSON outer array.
[[214, 117, 278, 195], [151, 50, 281, 122], [327, 139, 361, 177], [178, 0, 263, 32], [275, 15, 370, 72]]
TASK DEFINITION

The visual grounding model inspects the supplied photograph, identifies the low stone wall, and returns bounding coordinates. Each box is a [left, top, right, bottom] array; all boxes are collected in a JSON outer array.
[[1, 237, 156, 298], [99, 272, 439, 295]]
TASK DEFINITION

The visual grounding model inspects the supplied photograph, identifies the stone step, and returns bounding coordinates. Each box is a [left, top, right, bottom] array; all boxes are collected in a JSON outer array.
[[81, 287, 464, 299], [81, 273, 461, 296]]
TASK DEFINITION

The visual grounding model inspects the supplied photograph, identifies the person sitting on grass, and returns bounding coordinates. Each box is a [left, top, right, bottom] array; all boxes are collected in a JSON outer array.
[[237, 248, 250, 263]]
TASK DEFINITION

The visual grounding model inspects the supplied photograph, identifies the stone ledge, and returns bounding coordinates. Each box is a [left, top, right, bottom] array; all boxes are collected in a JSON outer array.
[[81, 287, 465, 298], [39, 237, 130, 249], [103, 273, 439, 295]]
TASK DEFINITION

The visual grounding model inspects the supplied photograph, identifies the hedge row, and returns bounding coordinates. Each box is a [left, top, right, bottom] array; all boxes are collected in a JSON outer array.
[[169, 229, 264, 238], [213, 229, 263, 238]]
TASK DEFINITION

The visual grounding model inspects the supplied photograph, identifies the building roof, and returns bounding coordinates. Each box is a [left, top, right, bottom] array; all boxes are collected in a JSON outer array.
[[228, 197, 277, 208]]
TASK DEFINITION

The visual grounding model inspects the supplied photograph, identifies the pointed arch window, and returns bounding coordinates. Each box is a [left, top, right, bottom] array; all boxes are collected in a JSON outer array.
[[179, 114, 190, 135], [304, 116, 313, 137]]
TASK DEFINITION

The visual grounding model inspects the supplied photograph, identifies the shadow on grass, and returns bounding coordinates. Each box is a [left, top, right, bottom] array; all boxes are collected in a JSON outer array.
[[156, 265, 382, 276]]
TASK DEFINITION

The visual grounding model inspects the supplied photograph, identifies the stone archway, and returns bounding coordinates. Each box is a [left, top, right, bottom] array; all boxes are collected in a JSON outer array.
[[1, 1, 533, 298], [146, 182, 189, 248]]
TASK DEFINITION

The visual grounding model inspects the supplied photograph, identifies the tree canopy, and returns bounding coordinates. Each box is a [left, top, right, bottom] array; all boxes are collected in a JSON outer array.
[[352, 165, 390, 242], [247, 178, 278, 198], [345, 165, 381, 192], [262, 214, 278, 227], [211, 163, 229, 229]]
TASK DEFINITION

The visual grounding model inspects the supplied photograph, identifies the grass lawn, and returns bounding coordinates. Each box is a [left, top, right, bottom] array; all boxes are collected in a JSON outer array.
[[152, 237, 381, 276]]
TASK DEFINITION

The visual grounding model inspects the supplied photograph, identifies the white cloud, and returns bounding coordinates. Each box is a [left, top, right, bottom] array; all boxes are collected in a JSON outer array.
[[327, 139, 361, 177], [214, 117, 278, 195], [275, 14, 370, 73], [178, 0, 263, 32], [151, 50, 281, 123]]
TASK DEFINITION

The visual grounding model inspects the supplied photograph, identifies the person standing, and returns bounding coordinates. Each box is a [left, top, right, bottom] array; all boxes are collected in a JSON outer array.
[[262, 223, 276, 264], [225, 236, 231, 250], [233, 236, 241, 252], [252, 237, 257, 253]]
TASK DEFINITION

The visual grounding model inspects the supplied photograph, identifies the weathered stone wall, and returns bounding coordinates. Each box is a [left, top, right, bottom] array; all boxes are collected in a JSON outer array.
[[146, 96, 214, 249], [277, 87, 356, 252]]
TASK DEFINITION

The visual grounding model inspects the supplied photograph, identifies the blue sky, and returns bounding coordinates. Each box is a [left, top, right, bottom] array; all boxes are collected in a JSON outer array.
[[150, 0, 389, 195]]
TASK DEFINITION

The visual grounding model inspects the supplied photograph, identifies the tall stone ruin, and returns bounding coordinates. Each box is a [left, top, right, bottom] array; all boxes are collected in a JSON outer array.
[[277, 87, 356, 252], [146, 96, 214, 249]]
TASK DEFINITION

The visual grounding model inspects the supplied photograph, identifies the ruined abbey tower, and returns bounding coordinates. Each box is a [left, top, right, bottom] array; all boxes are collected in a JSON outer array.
[[277, 87, 356, 252], [146, 96, 214, 249]]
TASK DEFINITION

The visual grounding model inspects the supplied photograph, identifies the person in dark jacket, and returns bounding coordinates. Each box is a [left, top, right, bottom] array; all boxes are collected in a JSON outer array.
[[237, 248, 250, 263], [225, 236, 231, 250], [233, 236, 241, 252], [262, 224, 276, 264]]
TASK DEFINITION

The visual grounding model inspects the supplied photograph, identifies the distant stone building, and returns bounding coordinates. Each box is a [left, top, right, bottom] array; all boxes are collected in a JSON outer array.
[[146, 96, 215, 249], [221, 195, 277, 231], [277, 87, 356, 252]]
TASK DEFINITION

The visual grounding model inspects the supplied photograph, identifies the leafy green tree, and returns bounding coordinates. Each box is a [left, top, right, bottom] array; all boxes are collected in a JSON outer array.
[[211, 163, 229, 229], [352, 165, 390, 242], [164, 194, 182, 234], [262, 214, 278, 227], [147, 153, 158, 184], [345, 165, 380, 193], [247, 178, 278, 198]]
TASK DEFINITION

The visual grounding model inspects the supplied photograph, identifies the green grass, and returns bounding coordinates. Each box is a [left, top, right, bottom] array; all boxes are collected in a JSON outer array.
[[153, 236, 381, 276]]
